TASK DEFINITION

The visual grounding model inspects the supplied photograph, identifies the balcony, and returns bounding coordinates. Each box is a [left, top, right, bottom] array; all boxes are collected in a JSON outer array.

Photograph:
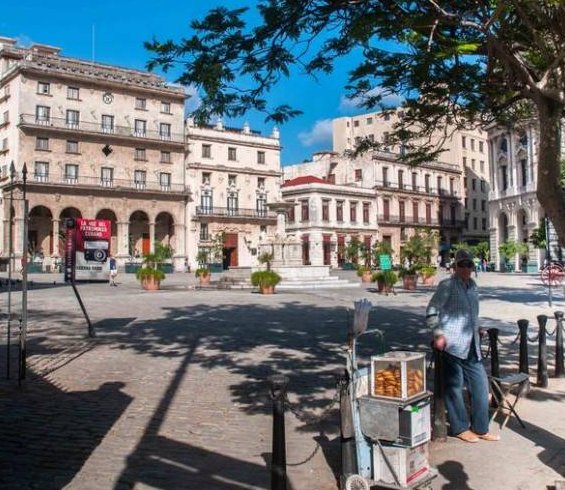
[[19, 114, 184, 145], [374, 180, 460, 198], [20, 171, 188, 195], [194, 206, 277, 222], [377, 214, 465, 228]]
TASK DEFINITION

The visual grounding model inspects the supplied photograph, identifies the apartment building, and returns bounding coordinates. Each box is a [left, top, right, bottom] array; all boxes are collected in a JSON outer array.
[[282, 148, 462, 265], [281, 153, 377, 267], [0, 37, 188, 269], [333, 111, 490, 246], [185, 118, 281, 269], [487, 123, 547, 271]]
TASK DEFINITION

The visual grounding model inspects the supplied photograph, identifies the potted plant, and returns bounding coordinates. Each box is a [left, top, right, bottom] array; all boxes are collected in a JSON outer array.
[[257, 251, 274, 270], [136, 252, 166, 290], [398, 266, 418, 290], [356, 265, 373, 283], [372, 270, 397, 294], [343, 237, 362, 270], [498, 240, 529, 272], [251, 270, 281, 294], [195, 249, 211, 285], [419, 265, 437, 285]]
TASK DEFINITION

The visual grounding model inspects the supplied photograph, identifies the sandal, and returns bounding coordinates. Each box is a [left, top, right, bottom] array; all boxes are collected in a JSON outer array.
[[476, 432, 500, 442], [455, 430, 479, 443]]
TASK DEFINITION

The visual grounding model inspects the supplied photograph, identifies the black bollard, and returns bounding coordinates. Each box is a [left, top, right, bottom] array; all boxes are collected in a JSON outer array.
[[554, 311, 565, 378], [487, 328, 500, 378], [337, 369, 357, 485], [269, 374, 288, 490], [517, 319, 530, 375], [432, 349, 447, 441], [537, 315, 548, 388]]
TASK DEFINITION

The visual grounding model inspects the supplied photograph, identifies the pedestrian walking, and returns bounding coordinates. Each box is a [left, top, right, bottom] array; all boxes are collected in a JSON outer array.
[[473, 257, 480, 278], [426, 249, 499, 443], [109, 255, 118, 286]]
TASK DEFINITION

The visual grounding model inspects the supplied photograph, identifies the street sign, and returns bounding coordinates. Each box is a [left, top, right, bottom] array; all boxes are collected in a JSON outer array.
[[379, 254, 392, 271]]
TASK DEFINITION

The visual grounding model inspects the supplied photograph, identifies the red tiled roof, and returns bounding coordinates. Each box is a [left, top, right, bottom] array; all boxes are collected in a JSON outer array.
[[282, 175, 327, 187]]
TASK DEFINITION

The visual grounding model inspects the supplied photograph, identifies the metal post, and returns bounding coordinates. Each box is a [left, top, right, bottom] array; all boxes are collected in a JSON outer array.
[[432, 349, 447, 441], [269, 374, 288, 490], [6, 161, 15, 379], [554, 311, 565, 378], [537, 315, 548, 388], [337, 369, 356, 484], [18, 163, 29, 385], [487, 328, 500, 378], [517, 319, 530, 375]]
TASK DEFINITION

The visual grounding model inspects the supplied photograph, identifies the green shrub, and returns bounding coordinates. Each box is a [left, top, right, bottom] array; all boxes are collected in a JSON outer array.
[[419, 265, 437, 278], [356, 265, 372, 277], [135, 267, 165, 282], [195, 268, 210, 278], [398, 266, 418, 278], [251, 270, 281, 288], [372, 270, 398, 285]]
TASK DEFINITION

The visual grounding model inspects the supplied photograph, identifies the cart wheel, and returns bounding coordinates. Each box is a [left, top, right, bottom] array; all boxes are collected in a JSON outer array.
[[345, 474, 370, 490]]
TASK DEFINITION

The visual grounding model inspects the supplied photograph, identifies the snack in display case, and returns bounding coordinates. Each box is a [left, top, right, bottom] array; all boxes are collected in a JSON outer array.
[[370, 351, 426, 401]]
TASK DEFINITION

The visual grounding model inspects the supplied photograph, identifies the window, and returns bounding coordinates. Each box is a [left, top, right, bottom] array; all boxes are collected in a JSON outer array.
[[322, 200, 330, 221], [159, 123, 171, 140], [256, 196, 267, 217], [501, 166, 508, 190], [66, 140, 79, 154], [227, 193, 238, 215], [327, 173, 335, 184], [1, 110, 8, 126], [355, 169, 362, 182], [437, 176, 443, 194], [134, 119, 146, 137], [100, 167, 114, 187], [382, 167, 389, 187], [101, 114, 114, 133], [34, 161, 49, 182], [202, 144, 211, 158], [472, 198, 477, 210], [463, 156, 467, 168], [1, 138, 7, 151], [134, 148, 146, 161], [480, 160, 485, 173], [301, 200, 309, 221], [202, 172, 211, 185], [464, 198, 468, 208], [461, 135, 466, 148], [363, 202, 370, 224], [482, 218, 487, 231], [366, 117, 373, 125], [134, 170, 146, 190], [160, 172, 171, 191], [257, 177, 265, 189], [200, 223, 209, 241], [481, 200, 486, 212], [471, 159, 476, 170], [350, 202, 357, 223], [257, 151, 266, 164], [472, 178, 476, 191], [412, 172, 418, 190], [35, 105, 50, 124], [464, 177, 468, 188], [425, 174, 430, 193], [449, 178, 455, 195], [228, 174, 237, 187], [471, 139, 475, 151], [66, 110, 79, 129], [368, 134, 375, 142], [64, 164, 78, 184], [500, 138, 508, 152], [383, 199, 390, 221], [480, 179, 485, 192], [287, 203, 295, 223], [161, 101, 171, 114], [353, 120, 359, 127], [384, 113, 390, 121], [228, 147, 237, 161], [479, 141, 484, 153], [201, 190, 213, 213], [35, 137, 49, 151], [425, 203, 431, 224], [398, 170, 404, 189], [520, 159, 527, 186], [473, 217, 478, 230], [37, 82, 50, 95], [413, 202, 419, 223], [399, 201, 405, 223], [135, 97, 147, 110], [67, 86, 79, 100], [336, 201, 344, 222], [157, 151, 170, 163]]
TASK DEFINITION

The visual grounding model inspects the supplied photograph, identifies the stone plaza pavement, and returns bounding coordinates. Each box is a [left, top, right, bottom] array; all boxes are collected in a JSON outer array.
[[0, 270, 564, 489]]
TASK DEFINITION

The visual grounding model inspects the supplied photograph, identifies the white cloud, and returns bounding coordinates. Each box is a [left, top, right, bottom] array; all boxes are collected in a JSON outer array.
[[339, 87, 403, 113], [184, 85, 202, 115], [298, 119, 333, 147]]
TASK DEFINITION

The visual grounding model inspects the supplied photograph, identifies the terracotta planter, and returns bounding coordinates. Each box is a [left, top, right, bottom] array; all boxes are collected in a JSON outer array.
[[376, 279, 393, 293], [260, 285, 275, 294], [402, 275, 417, 290], [198, 274, 211, 286], [141, 276, 161, 291], [421, 275, 435, 286], [361, 271, 373, 283]]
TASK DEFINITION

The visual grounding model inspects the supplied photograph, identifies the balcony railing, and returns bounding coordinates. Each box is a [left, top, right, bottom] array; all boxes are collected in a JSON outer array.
[[26, 172, 187, 193], [19, 114, 184, 144], [374, 180, 460, 197], [195, 206, 277, 219], [377, 214, 464, 227]]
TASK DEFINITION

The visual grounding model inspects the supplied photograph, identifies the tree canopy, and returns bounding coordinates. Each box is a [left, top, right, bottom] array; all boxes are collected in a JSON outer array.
[[146, 1, 565, 245]]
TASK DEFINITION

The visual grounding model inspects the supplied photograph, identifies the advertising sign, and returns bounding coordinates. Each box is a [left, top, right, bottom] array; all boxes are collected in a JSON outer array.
[[66, 218, 111, 281], [379, 254, 392, 271]]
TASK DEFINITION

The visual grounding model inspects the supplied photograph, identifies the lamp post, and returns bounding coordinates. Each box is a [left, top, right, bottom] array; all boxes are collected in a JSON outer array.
[[6, 161, 15, 379], [18, 162, 28, 385]]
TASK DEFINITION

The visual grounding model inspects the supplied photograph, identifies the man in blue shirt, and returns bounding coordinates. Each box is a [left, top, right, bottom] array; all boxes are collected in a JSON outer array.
[[426, 249, 499, 443]]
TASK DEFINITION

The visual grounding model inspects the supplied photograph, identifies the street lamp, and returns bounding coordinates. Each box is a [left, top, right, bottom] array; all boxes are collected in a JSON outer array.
[[6, 161, 15, 379], [18, 162, 28, 385]]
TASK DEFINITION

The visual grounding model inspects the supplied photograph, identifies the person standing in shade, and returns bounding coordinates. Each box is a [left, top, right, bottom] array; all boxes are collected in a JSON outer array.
[[426, 249, 499, 443], [109, 255, 118, 287]]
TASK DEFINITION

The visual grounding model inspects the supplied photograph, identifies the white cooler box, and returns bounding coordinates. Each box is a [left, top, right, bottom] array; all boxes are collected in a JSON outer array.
[[373, 442, 430, 487]]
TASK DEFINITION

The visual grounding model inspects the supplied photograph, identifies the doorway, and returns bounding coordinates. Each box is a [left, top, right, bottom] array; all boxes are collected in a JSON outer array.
[[223, 233, 238, 268]]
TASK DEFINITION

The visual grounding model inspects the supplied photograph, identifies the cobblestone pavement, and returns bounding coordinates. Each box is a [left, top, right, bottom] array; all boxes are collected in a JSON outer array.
[[0, 271, 564, 489]]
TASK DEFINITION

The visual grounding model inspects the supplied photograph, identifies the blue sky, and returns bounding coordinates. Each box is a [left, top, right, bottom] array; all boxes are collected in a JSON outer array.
[[1, 0, 392, 165]]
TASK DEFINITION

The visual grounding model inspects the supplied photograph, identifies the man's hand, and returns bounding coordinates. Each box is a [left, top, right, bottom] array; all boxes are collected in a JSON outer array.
[[433, 335, 447, 351]]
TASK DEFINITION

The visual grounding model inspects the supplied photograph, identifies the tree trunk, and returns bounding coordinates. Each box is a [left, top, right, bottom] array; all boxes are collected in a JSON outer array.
[[536, 98, 565, 247]]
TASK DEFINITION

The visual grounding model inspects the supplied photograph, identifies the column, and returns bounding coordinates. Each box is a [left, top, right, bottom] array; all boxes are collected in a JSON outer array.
[[173, 223, 186, 271], [149, 222, 155, 253], [117, 221, 130, 259], [52, 219, 60, 256]]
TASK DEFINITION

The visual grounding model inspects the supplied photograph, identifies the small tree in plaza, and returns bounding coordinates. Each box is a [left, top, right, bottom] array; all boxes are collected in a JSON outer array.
[[499, 240, 529, 271], [371, 240, 394, 269], [401, 231, 437, 267]]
